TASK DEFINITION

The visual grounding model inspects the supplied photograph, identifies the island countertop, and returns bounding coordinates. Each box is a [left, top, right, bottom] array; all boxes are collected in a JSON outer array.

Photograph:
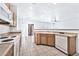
[[34, 31, 77, 37], [0, 43, 13, 56]]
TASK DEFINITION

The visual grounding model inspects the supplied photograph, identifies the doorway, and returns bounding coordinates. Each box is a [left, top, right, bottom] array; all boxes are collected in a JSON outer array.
[[28, 24, 34, 36]]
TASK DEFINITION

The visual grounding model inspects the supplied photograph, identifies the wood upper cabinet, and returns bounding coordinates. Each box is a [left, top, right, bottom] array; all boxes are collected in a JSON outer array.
[[5, 3, 17, 26], [0, 3, 11, 23], [12, 12, 17, 26], [5, 3, 10, 9]]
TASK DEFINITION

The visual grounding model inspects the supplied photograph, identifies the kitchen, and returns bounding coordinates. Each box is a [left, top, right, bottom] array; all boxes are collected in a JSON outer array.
[[0, 3, 79, 56]]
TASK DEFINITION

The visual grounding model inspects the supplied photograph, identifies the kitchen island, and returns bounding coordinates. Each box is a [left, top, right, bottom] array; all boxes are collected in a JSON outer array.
[[34, 31, 77, 56]]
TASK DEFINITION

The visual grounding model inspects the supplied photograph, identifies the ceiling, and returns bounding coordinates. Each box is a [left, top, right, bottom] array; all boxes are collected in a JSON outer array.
[[13, 3, 79, 22], [13, 3, 55, 22]]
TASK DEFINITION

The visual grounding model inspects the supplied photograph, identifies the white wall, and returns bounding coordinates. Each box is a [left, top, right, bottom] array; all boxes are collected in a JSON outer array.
[[34, 21, 50, 29], [16, 3, 54, 37], [53, 3, 79, 29], [17, 18, 50, 37], [51, 3, 79, 54], [16, 3, 55, 22]]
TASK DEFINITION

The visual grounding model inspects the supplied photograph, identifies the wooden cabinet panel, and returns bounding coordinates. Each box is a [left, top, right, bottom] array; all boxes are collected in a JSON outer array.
[[13, 12, 17, 26], [47, 34, 55, 46], [68, 37, 76, 56], [37, 33, 41, 44], [35, 33, 55, 46], [41, 34, 47, 45], [5, 45, 14, 56], [34, 33, 37, 43], [5, 3, 10, 9], [34, 33, 41, 44], [5, 3, 17, 26]]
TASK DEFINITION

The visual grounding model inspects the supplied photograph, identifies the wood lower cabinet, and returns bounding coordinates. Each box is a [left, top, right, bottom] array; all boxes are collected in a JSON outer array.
[[5, 45, 14, 56], [34, 32, 76, 56], [68, 36, 76, 55], [35, 33, 55, 46], [5, 3, 17, 26], [34, 33, 41, 44], [47, 34, 55, 46], [55, 35, 76, 56], [40, 34, 48, 45]]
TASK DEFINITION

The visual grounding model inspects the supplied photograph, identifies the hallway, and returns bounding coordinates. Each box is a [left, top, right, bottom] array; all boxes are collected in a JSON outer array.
[[19, 36, 67, 56]]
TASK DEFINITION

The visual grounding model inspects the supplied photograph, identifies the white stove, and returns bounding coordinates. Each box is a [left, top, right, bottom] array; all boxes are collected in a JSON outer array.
[[0, 36, 16, 44]]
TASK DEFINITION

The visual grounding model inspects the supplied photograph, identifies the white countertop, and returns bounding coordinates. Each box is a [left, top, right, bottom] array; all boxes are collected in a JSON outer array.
[[35, 31, 77, 37]]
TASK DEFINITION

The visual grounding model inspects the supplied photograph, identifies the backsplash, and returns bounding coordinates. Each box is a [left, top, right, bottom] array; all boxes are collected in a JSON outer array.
[[0, 25, 10, 34]]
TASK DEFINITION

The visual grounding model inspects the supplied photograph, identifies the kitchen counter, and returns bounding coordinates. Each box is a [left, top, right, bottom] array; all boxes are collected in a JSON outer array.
[[35, 31, 77, 37], [34, 31, 77, 55], [0, 43, 14, 56], [8, 32, 21, 36]]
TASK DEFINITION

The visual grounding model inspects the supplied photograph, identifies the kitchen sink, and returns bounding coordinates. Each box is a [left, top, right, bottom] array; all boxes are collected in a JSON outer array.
[[2, 39, 14, 42]]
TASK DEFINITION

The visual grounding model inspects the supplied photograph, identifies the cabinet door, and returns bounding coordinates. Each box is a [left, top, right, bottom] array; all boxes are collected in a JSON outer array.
[[34, 33, 41, 44], [0, 4, 11, 22], [5, 45, 14, 56], [55, 35, 68, 54], [41, 34, 47, 45], [34, 33, 36, 43], [47, 34, 55, 46], [13, 13, 17, 26], [35, 33, 41, 44]]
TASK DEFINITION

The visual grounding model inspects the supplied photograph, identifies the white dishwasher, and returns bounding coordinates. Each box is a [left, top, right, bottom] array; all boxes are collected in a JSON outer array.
[[55, 35, 68, 54]]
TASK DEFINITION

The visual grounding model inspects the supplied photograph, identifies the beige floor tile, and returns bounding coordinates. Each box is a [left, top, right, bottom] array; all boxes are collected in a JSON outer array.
[[20, 36, 67, 56]]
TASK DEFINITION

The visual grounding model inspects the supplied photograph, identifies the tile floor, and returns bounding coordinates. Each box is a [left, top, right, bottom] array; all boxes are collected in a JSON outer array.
[[19, 36, 67, 56]]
